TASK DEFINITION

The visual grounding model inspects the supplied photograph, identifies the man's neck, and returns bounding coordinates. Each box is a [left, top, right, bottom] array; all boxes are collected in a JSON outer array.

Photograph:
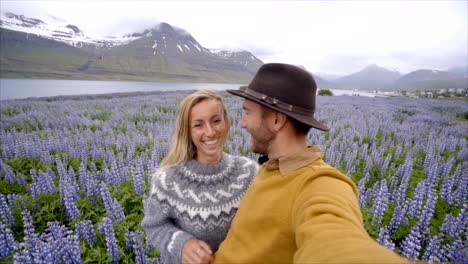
[[267, 135, 308, 160]]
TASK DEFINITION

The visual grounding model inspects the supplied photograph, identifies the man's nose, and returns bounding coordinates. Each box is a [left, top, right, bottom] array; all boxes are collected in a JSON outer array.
[[240, 115, 247, 128]]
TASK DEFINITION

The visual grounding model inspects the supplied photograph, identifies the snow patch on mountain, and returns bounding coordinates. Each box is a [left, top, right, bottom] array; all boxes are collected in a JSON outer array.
[[0, 12, 138, 48]]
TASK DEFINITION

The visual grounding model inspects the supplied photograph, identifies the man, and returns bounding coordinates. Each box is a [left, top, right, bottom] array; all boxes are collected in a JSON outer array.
[[213, 63, 408, 263]]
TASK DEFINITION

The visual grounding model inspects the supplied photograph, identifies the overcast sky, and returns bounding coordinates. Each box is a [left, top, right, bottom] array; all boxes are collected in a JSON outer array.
[[1, 0, 467, 75]]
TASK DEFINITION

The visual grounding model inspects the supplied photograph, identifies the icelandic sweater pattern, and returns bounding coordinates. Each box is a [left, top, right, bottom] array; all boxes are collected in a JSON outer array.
[[142, 154, 258, 264]]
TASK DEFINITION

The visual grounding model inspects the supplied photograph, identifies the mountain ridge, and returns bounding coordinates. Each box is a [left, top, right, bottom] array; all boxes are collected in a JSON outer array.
[[0, 12, 263, 83]]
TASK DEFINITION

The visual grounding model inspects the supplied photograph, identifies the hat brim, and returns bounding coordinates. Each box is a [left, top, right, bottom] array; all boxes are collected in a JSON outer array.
[[227, 89, 330, 131]]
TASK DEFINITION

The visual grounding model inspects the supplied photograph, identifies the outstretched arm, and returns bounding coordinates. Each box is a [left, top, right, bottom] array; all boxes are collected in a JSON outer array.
[[292, 174, 408, 263]]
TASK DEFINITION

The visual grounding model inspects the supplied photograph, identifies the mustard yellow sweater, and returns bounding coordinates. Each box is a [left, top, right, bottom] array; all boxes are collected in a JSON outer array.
[[214, 150, 408, 263]]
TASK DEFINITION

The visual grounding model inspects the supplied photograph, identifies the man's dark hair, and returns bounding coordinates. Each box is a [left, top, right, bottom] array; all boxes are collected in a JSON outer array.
[[260, 105, 311, 135], [290, 118, 311, 135]]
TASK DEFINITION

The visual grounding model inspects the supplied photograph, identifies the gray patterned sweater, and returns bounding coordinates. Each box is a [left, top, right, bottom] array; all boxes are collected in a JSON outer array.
[[142, 153, 258, 264]]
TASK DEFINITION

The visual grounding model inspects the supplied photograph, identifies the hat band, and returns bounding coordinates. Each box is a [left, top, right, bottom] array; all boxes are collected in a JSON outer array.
[[245, 89, 315, 116]]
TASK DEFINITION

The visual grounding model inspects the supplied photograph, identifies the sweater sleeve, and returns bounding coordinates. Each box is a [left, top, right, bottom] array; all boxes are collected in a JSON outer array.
[[291, 173, 408, 264], [142, 189, 195, 264]]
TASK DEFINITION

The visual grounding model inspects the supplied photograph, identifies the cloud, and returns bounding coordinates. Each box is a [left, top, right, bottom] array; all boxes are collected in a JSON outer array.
[[1, 0, 466, 75]]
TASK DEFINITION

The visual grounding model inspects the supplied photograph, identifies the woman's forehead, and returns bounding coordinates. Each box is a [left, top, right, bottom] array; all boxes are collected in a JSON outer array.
[[190, 99, 223, 119]]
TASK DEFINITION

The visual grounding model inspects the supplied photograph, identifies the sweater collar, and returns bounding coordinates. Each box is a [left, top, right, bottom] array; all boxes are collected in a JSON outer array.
[[261, 145, 323, 175], [185, 153, 230, 175]]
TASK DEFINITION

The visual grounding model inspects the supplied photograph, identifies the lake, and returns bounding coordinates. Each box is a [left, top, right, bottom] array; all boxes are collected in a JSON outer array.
[[0, 79, 244, 100], [0, 78, 381, 100]]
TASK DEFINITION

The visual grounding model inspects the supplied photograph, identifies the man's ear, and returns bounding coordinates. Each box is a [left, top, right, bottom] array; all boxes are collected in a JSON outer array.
[[272, 112, 287, 131]]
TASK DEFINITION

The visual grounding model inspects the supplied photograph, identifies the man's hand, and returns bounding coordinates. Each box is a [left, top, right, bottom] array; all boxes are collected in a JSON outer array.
[[182, 239, 213, 264]]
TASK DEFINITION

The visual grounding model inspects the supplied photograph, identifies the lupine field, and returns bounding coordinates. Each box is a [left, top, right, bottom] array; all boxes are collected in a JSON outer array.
[[0, 90, 467, 263]]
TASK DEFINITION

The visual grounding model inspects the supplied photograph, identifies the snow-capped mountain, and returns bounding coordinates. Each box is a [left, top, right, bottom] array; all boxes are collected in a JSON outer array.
[[0, 12, 263, 82], [0, 12, 138, 48]]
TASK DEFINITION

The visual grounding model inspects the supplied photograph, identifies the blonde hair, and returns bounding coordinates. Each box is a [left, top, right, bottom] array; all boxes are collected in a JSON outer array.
[[157, 89, 231, 173]]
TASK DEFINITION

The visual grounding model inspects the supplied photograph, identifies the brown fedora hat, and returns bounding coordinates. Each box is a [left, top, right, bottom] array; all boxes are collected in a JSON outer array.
[[227, 63, 329, 131]]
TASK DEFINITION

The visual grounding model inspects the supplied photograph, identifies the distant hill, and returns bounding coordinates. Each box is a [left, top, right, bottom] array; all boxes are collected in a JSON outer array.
[[311, 74, 334, 89], [0, 12, 263, 83], [335, 64, 401, 90], [394, 69, 468, 91], [448, 65, 468, 77]]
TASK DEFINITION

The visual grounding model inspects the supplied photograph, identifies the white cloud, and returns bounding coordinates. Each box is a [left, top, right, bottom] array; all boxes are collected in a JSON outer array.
[[1, 0, 466, 74]]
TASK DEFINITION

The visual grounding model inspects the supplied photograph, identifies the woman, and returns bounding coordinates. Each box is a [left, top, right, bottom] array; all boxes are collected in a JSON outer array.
[[142, 90, 258, 264]]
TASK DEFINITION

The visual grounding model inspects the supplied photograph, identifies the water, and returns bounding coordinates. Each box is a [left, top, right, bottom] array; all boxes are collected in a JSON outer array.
[[0, 79, 244, 100], [329, 89, 381, 97], [0, 78, 383, 100]]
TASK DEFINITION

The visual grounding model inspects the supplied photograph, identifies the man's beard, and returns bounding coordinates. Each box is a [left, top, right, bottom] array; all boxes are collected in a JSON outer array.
[[249, 124, 275, 155]]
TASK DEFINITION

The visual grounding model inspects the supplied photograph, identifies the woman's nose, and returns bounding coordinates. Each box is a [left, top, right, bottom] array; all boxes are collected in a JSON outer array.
[[205, 124, 215, 136]]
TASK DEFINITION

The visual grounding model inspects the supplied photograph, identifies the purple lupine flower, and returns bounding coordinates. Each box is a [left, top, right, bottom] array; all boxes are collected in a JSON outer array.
[[6, 194, 19, 208], [370, 180, 389, 228], [40, 221, 66, 263], [1, 162, 16, 184], [441, 166, 457, 204], [62, 185, 81, 220], [41, 221, 81, 263], [394, 145, 402, 160], [132, 161, 144, 196], [363, 156, 373, 176], [104, 168, 118, 187], [388, 202, 409, 237], [0, 194, 15, 226], [14, 208, 39, 263], [394, 157, 412, 206], [425, 163, 440, 190], [400, 225, 422, 261], [357, 173, 370, 207], [100, 182, 115, 216], [441, 204, 467, 238], [423, 148, 434, 175], [112, 199, 126, 222], [380, 154, 392, 176], [0, 218, 17, 258], [16, 173, 26, 186], [78, 158, 88, 194], [62, 233, 81, 264], [117, 153, 128, 182], [67, 166, 79, 201], [29, 169, 56, 198], [21, 208, 37, 244], [422, 234, 443, 262], [377, 227, 395, 250], [13, 246, 34, 264], [75, 220, 96, 246], [99, 217, 120, 263], [407, 180, 426, 219], [443, 237, 465, 263], [85, 173, 100, 197], [452, 242, 468, 264], [42, 170, 56, 194], [125, 230, 133, 251], [451, 168, 467, 206], [28, 169, 41, 198], [418, 188, 437, 233], [58, 163, 81, 220], [145, 231, 154, 255], [100, 182, 125, 222], [132, 231, 147, 264], [110, 159, 122, 184], [47, 168, 56, 181]]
